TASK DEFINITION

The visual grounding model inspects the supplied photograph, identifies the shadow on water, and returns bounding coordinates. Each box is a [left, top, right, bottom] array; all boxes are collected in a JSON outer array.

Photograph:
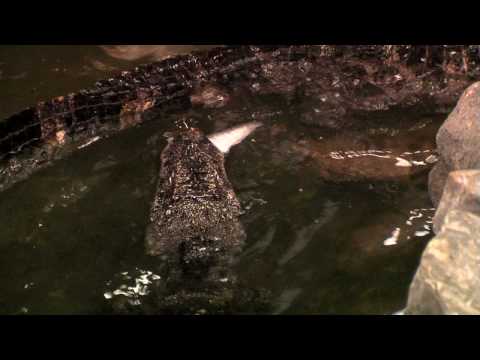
[[0, 46, 443, 314]]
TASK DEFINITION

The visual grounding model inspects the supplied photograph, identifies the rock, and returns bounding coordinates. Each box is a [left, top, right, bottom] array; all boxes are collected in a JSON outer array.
[[405, 209, 480, 315], [432, 170, 480, 234], [429, 82, 480, 204], [437, 82, 480, 170]]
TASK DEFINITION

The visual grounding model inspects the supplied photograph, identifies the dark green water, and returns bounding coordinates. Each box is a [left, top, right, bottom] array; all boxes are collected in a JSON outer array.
[[0, 45, 218, 119], [0, 46, 440, 314]]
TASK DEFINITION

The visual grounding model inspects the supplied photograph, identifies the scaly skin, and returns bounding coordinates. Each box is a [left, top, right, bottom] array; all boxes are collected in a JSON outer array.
[[145, 127, 245, 273], [2, 45, 479, 193]]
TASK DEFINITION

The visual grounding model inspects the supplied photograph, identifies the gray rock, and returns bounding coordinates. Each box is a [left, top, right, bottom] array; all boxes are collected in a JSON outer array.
[[430, 82, 480, 204], [437, 82, 480, 170], [405, 209, 480, 315], [433, 170, 480, 234]]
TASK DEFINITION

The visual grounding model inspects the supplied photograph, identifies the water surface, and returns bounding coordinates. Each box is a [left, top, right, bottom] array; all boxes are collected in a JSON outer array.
[[0, 46, 441, 314]]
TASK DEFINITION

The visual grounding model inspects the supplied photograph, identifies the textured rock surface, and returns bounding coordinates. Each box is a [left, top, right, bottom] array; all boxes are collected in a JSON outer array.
[[437, 82, 480, 170], [405, 209, 480, 315], [430, 82, 480, 206], [433, 170, 480, 234], [413, 86, 480, 313]]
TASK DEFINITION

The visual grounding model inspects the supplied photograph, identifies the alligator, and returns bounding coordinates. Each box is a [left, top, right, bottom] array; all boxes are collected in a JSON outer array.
[[2, 45, 480, 194], [145, 121, 261, 270], [110, 120, 269, 314], [0, 45, 289, 192], [2, 45, 480, 314]]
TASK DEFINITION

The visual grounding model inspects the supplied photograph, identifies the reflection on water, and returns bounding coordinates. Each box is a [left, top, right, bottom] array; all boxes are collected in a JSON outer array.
[[0, 46, 442, 314], [278, 200, 338, 266], [100, 45, 220, 61], [104, 268, 162, 306], [274, 288, 303, 314]]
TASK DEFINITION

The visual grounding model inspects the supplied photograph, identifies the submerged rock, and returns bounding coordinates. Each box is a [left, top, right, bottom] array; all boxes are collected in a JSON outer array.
[[264, 121, 437, 183], [405, 210, 480, 315], [430, 82, 480, 206]]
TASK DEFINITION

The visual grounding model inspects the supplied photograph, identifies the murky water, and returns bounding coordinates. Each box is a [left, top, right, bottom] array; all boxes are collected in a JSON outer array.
[[0, 46, 442, 314], [0, 45, 218, 120]]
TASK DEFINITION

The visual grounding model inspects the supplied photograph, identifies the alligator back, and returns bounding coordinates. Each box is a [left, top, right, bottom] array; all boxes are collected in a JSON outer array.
[[145, 126, 246, 268]]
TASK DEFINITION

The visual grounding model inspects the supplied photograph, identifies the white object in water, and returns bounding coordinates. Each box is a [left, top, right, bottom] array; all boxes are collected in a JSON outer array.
[[384, 228, 401, 246], [425, 154, 439, 164], [208, 122, 263, 154], [395, 157, 412, 167], [414, 230, 430, 237], [78, 136, 101, 149], [411, 160, 427, 166]]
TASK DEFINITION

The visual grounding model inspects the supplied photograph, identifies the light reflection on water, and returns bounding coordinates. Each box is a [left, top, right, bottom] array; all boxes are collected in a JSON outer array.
[[383, 208, 435, 246], [329, 149, 434, 166], [277, 200, 338, 267], [104, 268, 162, 306]]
